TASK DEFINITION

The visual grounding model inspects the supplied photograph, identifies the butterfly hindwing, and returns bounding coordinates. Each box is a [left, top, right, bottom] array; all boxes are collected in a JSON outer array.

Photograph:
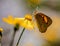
[[35, 13, 52, 33]]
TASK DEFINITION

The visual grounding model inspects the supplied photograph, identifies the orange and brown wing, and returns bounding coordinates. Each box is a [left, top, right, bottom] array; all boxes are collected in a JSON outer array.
[[35, 13, 52, 33]]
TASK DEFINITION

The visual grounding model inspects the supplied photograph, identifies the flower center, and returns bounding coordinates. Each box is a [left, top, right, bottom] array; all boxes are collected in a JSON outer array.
[[25, 18, 32, 21], [25, 14, 32, 21]]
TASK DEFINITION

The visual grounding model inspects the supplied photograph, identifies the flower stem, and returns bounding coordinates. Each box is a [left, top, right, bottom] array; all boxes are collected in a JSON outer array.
[[16, 28, 25, 46], [10, 24, 19, 46], [0, 36, 2, 46], [10, 31, 16, 46]]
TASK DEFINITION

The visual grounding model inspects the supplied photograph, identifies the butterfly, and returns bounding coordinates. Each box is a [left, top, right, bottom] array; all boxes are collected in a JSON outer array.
[[34, 13, 52, 33]]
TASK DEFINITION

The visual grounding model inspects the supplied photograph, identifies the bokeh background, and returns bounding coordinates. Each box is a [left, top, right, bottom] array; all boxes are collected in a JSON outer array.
[[0, 0, 60, 46]]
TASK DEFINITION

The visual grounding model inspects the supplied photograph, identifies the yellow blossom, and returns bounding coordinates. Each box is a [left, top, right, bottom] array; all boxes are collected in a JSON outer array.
[[27, 0, 40, 5], [3, 15, 21, 25], [26, 0, 41, 9], [0, 28, 3, 32], [16, 14, 34, 30], [3, 14, 34, 30], [0, 28, 3, 39]]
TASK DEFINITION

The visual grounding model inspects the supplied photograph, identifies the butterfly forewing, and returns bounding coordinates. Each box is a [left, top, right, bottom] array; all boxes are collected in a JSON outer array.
[[35, 13, 52, 33]]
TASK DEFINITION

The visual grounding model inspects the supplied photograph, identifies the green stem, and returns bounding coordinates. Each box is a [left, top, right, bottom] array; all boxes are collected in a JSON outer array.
[[16, 28, 25, 46], [10, 31, 16, 46], [10, 23, 19, 46], [0, 36, 2, 46]]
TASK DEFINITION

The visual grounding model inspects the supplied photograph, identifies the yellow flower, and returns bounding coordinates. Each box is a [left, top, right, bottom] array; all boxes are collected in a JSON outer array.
[[16, 14, 34, 30], [28, 0, 40, 5], [0, 28, 3, 39], [0, 28, 3, 32], [3, 15, 21, 25], [3, 14, 34, 30], [27, 0, 41, 9]]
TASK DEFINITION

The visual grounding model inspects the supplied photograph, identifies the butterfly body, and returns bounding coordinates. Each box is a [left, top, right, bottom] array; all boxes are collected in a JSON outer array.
[[35, 13, 52, 33]]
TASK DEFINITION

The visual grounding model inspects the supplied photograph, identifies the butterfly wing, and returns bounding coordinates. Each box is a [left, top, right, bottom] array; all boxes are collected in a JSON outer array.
[[35, 13, 52, 33]]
